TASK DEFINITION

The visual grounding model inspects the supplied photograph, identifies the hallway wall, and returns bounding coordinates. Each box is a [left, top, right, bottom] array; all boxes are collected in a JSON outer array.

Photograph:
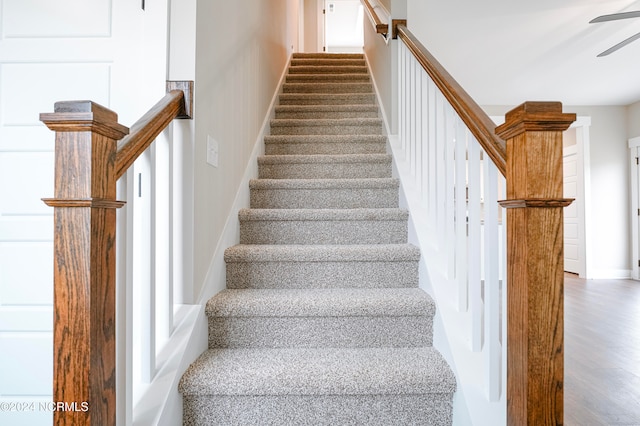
[[193, 0, 298, 301]]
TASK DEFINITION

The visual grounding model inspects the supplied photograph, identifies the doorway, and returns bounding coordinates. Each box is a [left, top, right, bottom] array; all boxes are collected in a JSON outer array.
[[323, 0, 364, 52], [629, 136, 640, 280], [563, 117, 591, 278]]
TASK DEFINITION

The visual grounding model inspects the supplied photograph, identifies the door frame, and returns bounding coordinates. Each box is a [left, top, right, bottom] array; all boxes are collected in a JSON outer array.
[[629, 136, 640, 280], [566, 116, 591, 278]]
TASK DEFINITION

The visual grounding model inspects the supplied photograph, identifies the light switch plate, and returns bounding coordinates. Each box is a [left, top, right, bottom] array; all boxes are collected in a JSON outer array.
[[207, 135, 219, 167]]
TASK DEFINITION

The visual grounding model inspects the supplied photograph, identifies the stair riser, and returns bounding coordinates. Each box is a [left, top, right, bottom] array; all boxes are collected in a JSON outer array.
[[258, 162, 391, 179], [226, 260, 418, 289], [275, 110, 379, 119], [208, 316, 432, 349], [183, 395, 453, 426], [270, 124, 382, 136], [283, 83, 373, 93], [250, 188, 398, 209], [239, 220, 407, 245], [279, 94, 376, 105]]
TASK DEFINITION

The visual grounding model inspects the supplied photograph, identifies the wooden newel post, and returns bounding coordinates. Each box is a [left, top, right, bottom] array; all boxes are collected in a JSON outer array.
[[41, 101, 129, 426], [496, 102, 576, 425]]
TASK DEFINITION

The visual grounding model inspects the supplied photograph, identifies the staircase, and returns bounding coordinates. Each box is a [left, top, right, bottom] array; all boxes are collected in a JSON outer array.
[[179, 53, 456, 425]]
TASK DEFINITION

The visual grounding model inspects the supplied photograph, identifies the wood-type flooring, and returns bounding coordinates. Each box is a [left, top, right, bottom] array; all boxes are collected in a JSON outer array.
[[565, 273, 640, 425]]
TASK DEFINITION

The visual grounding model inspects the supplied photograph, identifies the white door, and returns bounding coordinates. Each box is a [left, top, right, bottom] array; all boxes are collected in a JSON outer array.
[[563, 144, 580, 274], [629, 141, 640, 280], [0, 1, 149, 424], [324, 0, 364, 52]]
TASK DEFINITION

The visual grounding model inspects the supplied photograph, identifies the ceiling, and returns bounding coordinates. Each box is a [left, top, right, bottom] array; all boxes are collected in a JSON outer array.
[[415, 0, 640, 106]]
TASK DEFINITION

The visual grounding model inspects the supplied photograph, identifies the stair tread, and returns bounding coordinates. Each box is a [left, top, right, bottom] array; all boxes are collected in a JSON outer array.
[[291, 59, 366, 65], [249, 177, 398, 189], [286, 73, 371, 81], [224, 243, 421, 262], [264, 134, 386, 143], [206, 288, 434, 317], [238, 208, 407, 221], [258, 154, 390, 164], [292, 53, 364, 59], [271, 118, 382, 126], [279, 93, 375, 99], [274, 104, 378, 112], [288, 66, 369, 74], [179, 347, 456, 396]]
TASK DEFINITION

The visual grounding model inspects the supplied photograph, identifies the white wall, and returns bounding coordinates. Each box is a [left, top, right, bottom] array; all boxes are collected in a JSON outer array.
[[193, 0, 298, 302], [363, 0, 406, 134], [628, 101, 640, 139]]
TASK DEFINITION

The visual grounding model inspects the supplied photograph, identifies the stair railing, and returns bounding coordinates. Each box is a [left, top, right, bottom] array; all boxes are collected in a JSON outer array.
[[392, 23, 575, 425], [40, 81, 193, 426]]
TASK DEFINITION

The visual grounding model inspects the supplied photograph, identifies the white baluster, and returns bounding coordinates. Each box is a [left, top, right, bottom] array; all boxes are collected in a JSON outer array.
[[444, 104, 456, 279], [467, 137, 482, 351], [482, 154, 501, 401], [455, 118, 469, 311]]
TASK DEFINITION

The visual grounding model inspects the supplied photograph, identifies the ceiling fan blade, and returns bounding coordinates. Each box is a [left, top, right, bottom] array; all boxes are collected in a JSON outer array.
[[597, 30, 640, 56], [590, 10, 640, 23]]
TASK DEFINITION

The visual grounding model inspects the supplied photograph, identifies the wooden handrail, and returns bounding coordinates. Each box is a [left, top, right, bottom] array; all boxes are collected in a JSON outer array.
[[361, 0, 389, 36], [392, 22, 576, 425], [40, 80, 192, 426], [396, 24, 507, 176], [116, 81, 193, 179]]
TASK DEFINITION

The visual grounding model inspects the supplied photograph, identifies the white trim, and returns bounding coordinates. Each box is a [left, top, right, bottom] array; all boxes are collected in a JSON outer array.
[[628, 139, 640, 280], [588, 269, 633, 280], [318, 0, 325, 52], [628, 136, 640, 149], [573, 117, 593, 279]]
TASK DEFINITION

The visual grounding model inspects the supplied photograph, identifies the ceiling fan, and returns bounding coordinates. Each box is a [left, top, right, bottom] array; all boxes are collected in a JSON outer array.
[[590, 10, 640, 57]]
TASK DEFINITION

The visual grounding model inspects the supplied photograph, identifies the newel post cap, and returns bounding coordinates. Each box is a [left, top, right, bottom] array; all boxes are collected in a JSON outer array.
[[495, 101, 576, 140], [40, 100, 129, 140]]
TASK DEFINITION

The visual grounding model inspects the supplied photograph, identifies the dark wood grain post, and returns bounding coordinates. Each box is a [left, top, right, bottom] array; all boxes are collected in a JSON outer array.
[[496, 102, 575, 425], [41, 101, 129, 426]]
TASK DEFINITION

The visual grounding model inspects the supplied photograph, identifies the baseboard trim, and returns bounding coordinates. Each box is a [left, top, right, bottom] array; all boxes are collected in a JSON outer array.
[[586, 268, 632, 280]]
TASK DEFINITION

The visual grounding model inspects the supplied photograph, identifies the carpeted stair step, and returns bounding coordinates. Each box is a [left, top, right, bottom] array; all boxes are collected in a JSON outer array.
[[274, 104, 379, 119], [278, 93, 376, 105], [206, 288, 435, 348], [224, 244, 420, 289], [264, 135, 387, 155], [288, 65, 369, 74], [285, 73, 371, 83], [292, 53, 364, 59], [181, 52, 456, 426], [179, 347, 456, 426], [258, 154, 391, 179], [283, 82, 373, 94], [270, 118, 382, 135], [249, 178, 398, 209], [290, 58, 366, 67], [238, 208, 408, 245]]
